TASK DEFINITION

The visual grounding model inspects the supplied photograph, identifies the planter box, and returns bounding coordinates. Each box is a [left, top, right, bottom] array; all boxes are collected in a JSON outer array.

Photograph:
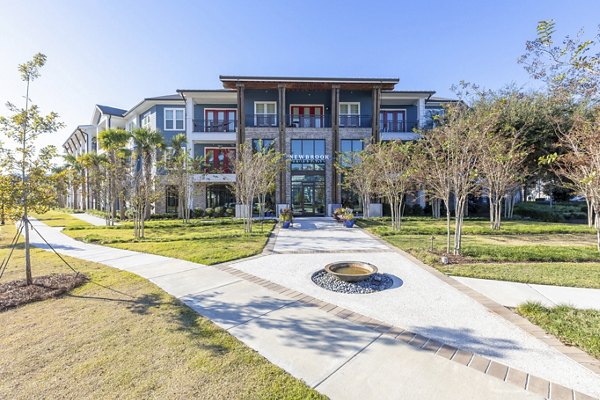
[[344, 220, 355, 228]]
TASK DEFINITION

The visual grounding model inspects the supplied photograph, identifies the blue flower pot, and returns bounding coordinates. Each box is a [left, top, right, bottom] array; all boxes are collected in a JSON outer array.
[[282, 221, 291, 229], [344, 220, 355, 228]]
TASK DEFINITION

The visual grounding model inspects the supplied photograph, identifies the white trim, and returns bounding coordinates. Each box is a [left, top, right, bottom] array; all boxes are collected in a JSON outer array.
[[339, 102, 361, 127], [141, 113, 152, 130], [254, 101, 277, 127], [164, 107, 186, 131]]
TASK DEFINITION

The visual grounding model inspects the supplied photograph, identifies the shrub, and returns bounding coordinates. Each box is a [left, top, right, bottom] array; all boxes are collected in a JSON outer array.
[[205, 208, 214, 217], [192, 208, 205, 218], [225, 208, 234, 217], [147, 213, 178, 220], [214, 207, 225, 217], [513, 202, 587, 222]]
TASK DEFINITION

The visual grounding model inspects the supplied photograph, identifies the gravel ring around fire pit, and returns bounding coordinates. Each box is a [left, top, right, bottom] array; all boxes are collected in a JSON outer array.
[[311, 269, 394, 294]]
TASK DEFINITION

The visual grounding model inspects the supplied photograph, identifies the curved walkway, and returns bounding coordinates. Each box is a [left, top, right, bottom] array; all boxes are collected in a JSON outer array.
[[27, 217, 600, 400]]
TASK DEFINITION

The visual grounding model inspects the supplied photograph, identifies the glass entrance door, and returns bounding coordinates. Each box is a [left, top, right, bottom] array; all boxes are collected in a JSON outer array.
[[291, 181, 324, 216]]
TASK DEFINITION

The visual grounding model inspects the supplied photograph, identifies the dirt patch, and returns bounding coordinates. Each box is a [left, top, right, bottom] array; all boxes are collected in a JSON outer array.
[[0, 273, 88, 312]]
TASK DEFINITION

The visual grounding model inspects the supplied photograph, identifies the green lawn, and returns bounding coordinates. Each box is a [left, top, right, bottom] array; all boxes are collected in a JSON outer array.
[[358, 217, 600, 288], [31, 209, 92, 228], [517, 303, 600, 359], [35, 213, 275, 266], [0, 223, 323, 399]]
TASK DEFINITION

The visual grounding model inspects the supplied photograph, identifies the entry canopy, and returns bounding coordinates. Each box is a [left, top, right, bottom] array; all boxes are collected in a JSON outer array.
[[219, 75, 400, 90]]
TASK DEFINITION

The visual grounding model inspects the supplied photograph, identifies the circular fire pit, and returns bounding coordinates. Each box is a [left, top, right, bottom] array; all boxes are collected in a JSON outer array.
[[324, 261, 378, 282]]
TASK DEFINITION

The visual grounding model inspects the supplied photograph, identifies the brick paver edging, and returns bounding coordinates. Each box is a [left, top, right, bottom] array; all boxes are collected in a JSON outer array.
[[216, 263, 598, 400], [358, 227, 600, 378], [215, 222, 599, 400]]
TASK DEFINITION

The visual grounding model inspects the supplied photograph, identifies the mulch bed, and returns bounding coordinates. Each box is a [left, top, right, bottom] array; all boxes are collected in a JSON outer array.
[[0, 273, 88, 312]]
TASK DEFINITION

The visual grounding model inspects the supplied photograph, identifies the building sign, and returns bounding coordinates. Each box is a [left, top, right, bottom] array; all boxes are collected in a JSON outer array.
[[287, 154, 330, 163]]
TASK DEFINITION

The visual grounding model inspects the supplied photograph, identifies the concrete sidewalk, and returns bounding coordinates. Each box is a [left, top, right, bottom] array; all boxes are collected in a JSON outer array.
[[453, 276, 600, 310], [26, 218, 598, 399], [70, 212, 117, 226]]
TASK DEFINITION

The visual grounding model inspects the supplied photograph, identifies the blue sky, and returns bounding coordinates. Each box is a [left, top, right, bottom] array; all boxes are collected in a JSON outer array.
[[1, 0, 599, 151]]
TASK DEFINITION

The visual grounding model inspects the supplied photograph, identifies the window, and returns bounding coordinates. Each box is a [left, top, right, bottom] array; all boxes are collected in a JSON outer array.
[[424, 108, 445, 129], [252, 139, 275, 153], [290, 139, 327, 171], [204, 147, 236, 173], [141, 113, 151, 130], [380, 110, 406, 132], [254, 102, 277, 127], [164, 108, 185, 130], [339, 102, 360, 127], [126, 120, 136, 132], [91, 137, 97, 152], [205, 109, 236, 132], [165, 186, 178, 213], [340, 139, 364, 167], [206, 184, 235, 208]]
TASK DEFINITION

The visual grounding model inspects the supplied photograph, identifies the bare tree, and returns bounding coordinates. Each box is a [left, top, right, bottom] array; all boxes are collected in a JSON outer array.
[[232, 143, 283, 233], [336, 144, 376, 217], [367, 141, 416, 231], [417, 124, 454, 253]]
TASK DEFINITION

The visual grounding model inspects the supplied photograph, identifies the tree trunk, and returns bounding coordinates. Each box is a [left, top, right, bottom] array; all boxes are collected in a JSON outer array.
[[444, 197, 451, 254], [453, 196, 467, 255]]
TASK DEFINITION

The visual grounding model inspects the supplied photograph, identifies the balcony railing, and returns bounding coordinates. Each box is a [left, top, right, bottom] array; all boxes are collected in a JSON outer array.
[[245, 113, 278, 128], [338, 114, 372, 128], [193, 119, 237, 133], [287, 114, 332, 128], [380, 120, 420, 132]]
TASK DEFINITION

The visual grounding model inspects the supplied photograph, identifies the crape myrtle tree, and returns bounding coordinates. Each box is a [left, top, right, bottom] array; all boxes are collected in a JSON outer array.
[[418, 86, 500, 255], [367, 141, 417, 231], [161, 133, 204, 224], [478, 90, 530, 230], [253, 140, 284, 220], [232, 143, 284, 233], [130, 128, 164, 239], [0, 53, 63, 284], [98, 128, 131, 226], [416, 119, 454, 253], [547, 108, 600, 251], [336, 141, 376, 217]]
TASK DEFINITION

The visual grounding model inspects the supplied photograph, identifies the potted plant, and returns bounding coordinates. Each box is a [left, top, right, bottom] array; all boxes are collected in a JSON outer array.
[[333, 207, 344, 222], [342, 211, 355, 228], [280, 208, 293, 229]]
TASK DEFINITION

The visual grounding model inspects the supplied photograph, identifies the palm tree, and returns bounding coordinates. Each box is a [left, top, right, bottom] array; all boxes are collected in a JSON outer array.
[[78, 152, 109, 211], [63, 153, 85, 210], [130, 128, 163, 238], [98, 128, 131, 225]]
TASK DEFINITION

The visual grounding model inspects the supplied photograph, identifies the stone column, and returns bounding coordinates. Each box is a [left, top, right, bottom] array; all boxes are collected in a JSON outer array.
[[331, 85, 340, 204], [372, 86, 381, 142], [278, 84, 286, 204], [236, 83, 245, 149]]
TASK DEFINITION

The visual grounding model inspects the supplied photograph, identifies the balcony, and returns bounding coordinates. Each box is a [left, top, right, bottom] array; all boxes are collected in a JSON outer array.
[[380, 120, 420, 133], [193, 119, 237, 133], [338, 114, 372, 128]]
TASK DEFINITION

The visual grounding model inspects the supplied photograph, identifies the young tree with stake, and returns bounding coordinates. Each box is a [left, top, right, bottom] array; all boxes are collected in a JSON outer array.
[[0, 53, 63, 284]]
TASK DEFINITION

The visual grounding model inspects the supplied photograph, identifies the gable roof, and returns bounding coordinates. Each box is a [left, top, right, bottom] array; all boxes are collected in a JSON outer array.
[[96, 104, 127, 117]]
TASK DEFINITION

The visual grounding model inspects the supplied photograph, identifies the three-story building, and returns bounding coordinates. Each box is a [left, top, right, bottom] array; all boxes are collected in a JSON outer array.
[[64, 75, 451, 217]]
